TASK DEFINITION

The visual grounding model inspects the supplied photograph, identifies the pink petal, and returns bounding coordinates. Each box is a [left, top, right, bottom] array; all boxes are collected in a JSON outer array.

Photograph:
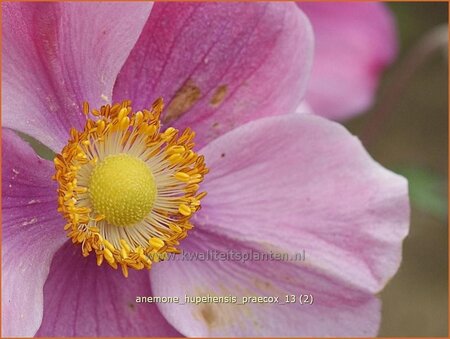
[[113, 3, 313, 148], [295, 100, 314, 115], [151, 231, 381, 336], [2, 2, 152, 152], [36, 242, 181, 337], [299, 3, 397, 120], [196, 114, 409, 294], [2, 129, 67, 337]]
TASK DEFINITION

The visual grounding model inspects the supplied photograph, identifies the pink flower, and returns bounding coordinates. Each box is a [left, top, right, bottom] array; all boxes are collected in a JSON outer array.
[[2, 2, 408, 338], [299, 2, 398, 120]]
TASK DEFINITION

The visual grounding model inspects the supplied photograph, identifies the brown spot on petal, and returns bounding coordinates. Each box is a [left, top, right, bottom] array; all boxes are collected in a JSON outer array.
[[199, 304, 217, 327], [165, 80, 201, 123], [253, 278, 279, 294], [210, 85, 228, 107]]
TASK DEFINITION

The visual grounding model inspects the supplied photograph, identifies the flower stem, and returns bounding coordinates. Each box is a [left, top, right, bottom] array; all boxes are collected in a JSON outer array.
[[360, 24, 448, 147]]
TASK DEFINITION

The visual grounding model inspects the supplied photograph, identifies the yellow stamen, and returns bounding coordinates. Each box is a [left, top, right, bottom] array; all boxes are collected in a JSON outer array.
[[53, 98, 208, 277], [178, 204, 192, 216], [174, 171, 190, 182], [149, 237, 165, 250]]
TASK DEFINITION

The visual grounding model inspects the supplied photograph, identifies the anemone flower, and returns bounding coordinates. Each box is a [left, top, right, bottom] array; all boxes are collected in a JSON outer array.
[[2, 2, 408, 337]]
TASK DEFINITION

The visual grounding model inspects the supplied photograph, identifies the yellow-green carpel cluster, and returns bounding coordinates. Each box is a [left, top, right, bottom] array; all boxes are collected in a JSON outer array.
[[88, 154, 157, 227]]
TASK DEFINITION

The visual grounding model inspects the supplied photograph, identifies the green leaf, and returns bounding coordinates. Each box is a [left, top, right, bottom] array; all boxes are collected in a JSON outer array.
[[396, 166, 447, 220]]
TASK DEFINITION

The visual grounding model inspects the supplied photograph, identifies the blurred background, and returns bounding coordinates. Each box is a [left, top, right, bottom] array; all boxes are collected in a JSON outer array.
[[345, 3, 448, 336]]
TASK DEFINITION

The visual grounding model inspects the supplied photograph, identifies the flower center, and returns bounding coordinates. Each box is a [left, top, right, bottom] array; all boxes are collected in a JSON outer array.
[[88, 154, 157, 227], [53, 98, 208, 277]]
